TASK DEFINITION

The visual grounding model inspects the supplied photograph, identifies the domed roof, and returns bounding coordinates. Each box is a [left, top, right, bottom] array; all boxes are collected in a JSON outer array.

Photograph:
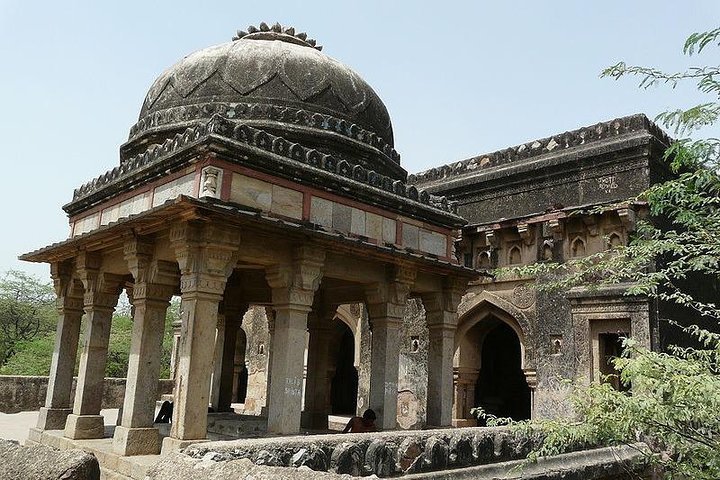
[[124, 23, 403, 179]]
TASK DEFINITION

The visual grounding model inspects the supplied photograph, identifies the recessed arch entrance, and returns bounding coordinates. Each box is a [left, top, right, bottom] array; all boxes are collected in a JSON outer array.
[[330, 319, 358, 414], [453, 292, 535, 426]]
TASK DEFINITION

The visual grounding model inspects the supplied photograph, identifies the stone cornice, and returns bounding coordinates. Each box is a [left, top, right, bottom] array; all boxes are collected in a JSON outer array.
[[125, 102, 400, 165], [409, 114, 672, 188], [66, 116, 462, 227]]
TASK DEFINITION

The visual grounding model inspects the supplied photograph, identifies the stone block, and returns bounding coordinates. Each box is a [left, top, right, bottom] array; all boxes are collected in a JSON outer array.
[[419, 229, 447, 256], [0, 438, 100, 480], [365, 212, 383, 240], [113, 426, 161, 456], [332, 203, 352, 232], [382, 217, 397, 243], [230, 173, 272, 211], [152, 173, 195, 207], [364, 439, 397, 477], [271, 184, 303, 219], [330, 442, 362, 475], [423, 436, 449, 470], [402, 223, 419, 250], [350, 208, 366, 236], [310, 196, 333, 228], [36, 407, 72, 430], [161, 436, 209, 455], [64, 414, 105, 440]]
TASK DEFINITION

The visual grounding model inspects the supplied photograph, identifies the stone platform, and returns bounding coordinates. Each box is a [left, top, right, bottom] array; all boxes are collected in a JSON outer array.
[[24, 411, 350, 479]]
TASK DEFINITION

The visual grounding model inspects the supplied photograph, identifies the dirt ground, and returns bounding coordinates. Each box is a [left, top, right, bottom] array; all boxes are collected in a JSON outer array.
[[0, 409, 118, 444]]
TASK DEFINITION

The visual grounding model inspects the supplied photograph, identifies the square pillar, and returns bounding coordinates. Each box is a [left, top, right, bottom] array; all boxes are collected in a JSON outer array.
[[367, 315, 402, 430], [113, 240, 178, 456], [65, 256, 123, 440], [37, 262, 84, 431], [422, 279, 466, 428], [161, 222, 240, 454], [265, 246, 325, 435], [365, 267, 415, 430], [301, 307, 334, 430]]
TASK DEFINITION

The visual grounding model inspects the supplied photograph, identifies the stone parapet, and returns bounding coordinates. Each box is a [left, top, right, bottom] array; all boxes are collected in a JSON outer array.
[[409, 113, 671, 187]]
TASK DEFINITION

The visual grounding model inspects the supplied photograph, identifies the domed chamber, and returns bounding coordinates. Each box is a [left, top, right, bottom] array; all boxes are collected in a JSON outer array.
[[122, 23, 404, 181]]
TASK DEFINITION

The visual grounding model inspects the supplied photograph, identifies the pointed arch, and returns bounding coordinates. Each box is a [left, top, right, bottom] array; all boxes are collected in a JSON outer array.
[[335, 304, 361, 368], [456, 291, 534, 369]]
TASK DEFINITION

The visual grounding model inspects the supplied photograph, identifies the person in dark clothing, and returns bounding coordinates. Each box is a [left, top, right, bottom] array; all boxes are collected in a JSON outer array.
[[342, 409, 377, 433], [154, 400, 173, 423]]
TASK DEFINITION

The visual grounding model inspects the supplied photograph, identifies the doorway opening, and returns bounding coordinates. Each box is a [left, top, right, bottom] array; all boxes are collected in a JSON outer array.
[[330, 320, 358, 414], [474, 320, 531, 421]]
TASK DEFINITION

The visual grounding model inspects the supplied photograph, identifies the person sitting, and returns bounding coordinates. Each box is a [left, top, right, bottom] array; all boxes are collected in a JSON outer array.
[[342, 409, 377, 433]]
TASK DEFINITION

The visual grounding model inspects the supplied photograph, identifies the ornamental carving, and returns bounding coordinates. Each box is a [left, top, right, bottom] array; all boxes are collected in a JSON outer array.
[[511, 284, 535, 310]]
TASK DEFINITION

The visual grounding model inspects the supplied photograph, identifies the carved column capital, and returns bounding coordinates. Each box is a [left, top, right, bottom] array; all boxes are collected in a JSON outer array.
[[266, 245, 325, 309], [170, 222, 242, 297], [51, 261, 85, 314], [76, 252, 124, 310], [365, 264, 415, 320]]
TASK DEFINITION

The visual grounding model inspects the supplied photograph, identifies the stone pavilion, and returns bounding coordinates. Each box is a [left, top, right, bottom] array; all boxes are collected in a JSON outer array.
[[21, 23, 475, 456]]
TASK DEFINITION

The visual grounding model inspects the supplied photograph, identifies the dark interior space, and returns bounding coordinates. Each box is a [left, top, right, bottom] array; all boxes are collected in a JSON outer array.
[[330, 321, 358, 415], [475, 321, 531, 422]]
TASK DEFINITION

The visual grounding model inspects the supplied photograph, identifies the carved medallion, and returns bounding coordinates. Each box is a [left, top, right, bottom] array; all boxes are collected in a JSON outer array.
[[396, 390, 419, 430], [511, 284, 534, 309]]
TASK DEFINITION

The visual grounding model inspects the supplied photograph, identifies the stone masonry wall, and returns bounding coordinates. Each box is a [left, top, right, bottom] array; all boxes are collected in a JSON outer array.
[[0, 376, 174, 414]]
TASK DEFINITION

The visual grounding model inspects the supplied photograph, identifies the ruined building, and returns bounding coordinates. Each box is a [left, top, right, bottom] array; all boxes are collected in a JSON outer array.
[[20, 23, 672, 462]]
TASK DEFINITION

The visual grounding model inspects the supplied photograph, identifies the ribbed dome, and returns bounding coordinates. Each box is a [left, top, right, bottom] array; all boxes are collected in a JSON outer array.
[[123, 24, 403, 179]]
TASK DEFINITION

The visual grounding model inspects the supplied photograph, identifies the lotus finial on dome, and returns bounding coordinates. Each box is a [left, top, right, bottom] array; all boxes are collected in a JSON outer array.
[[232, 22, 323, 51]]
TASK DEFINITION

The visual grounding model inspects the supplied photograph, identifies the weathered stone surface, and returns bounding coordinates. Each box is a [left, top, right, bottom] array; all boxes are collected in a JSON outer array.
[[290, 445, 329, 471], [0, 438, 100, 480], [396, 437, 423, 473], [448, 435, 473, 467], [423, 436, 449, 470], [330, 442, 362, 475], [147, 454, 352, 479], [363, 439, 397, 477]]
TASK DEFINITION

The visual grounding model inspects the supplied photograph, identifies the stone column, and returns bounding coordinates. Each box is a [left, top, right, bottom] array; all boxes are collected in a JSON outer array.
[[211, 300, 247, 412], [365, 267, 414, 430], [36, 262, 84, 431], [261, 307, 276, 416], [65, 254, 123, 440], [422, 278, 466, 428], [452, 367, 479, 426], [265, 246, 324, 434], [524, 369, 538, 420], [161, 223, 241, 454], [113, 238, 179, 455], [301, 305, 334, 430]]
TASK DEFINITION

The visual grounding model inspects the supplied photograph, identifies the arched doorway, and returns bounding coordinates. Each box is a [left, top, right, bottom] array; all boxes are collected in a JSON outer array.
[[232, 328, 248, 404], [474, 320, 530, 421], [330, 320, 358, 414], [454, 294, 534, 425]]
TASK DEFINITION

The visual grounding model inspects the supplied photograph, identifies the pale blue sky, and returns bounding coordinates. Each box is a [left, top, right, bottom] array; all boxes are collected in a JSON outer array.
[[1, 1, 717, 278]]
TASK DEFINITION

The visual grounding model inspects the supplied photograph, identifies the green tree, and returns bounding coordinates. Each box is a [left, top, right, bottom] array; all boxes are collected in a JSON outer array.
[[513, 28, 720, 479], [0, 270, 55, 365]]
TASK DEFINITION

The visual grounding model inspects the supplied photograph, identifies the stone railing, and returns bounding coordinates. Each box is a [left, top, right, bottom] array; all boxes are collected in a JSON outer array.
[[0, 376, 174, 414]]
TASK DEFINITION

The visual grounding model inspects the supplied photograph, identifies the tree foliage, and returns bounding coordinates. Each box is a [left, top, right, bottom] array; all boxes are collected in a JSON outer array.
[[0, 270, 55, 365], [512, 28, 720, 479]]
